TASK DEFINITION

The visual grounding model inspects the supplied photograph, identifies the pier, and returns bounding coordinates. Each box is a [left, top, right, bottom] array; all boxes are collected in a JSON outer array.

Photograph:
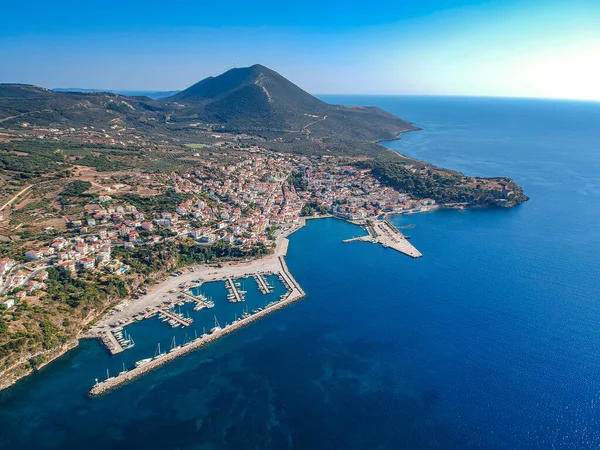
[[158, 308, 191, 327], [102, 331, 124, 355], [342, 219, 422, 258], [226, 277, 244, 302], [179, 290, 213, 309], [254, 274, 272, 294]]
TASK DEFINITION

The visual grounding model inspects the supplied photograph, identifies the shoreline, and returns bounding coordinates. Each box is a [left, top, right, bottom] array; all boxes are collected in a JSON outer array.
[[0, 217, 311, 392], [0, 213, 429, 392]]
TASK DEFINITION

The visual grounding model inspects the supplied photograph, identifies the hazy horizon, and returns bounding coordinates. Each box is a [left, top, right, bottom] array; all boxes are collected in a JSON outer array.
[[2, 0, 599, 101], [45, 85, 600, 104]]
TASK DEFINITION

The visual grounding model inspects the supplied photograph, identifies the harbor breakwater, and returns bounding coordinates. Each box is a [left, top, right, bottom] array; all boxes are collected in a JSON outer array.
[[89, 268, 306, 396]]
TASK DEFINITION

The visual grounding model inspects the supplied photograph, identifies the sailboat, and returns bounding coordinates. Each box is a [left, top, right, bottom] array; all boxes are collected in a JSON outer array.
[[119, 362, 128, 376], [210, 315, 221, 333], [154, 342, 165, 359], [169, 336, 181, 353], [241, 305, 250, 319]]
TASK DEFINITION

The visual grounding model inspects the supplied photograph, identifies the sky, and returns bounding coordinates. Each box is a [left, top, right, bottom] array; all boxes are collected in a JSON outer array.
[[1, 0, 599, 101]]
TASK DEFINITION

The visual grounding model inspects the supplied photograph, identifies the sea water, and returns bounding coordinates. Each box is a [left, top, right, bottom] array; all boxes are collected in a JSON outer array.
[[1, 96, 600, 448]]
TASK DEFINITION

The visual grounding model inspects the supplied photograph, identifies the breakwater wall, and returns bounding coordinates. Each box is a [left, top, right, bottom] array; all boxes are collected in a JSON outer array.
[[89, 289, 306, 396], [89, 259, 306, 397]]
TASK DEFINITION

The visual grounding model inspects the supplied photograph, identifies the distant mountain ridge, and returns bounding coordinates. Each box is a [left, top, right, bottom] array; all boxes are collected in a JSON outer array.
[[54, 88, 180, 100], [0, 64, 417, 154]]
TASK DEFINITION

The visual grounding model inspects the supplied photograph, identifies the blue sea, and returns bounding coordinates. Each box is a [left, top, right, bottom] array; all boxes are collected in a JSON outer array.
[[1, 96, 600, 449]]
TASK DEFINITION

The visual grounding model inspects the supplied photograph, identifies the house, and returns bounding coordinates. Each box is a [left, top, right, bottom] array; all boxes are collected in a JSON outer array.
[[50, 239, 67, 250], [3, 298, 15, 309], [74, 242, 88, 255], [98, 244, 111, 255], [58, 261, 76, 273], [39, 246, 55, 256], [0, 258, 14, 271], [197, 234, 216, 244], [58, 250, 75, 261], [141, 221, 154, 231], [79, 257, 95, 270], [96, 252, 110, 263], [26, 280, 44, 293]]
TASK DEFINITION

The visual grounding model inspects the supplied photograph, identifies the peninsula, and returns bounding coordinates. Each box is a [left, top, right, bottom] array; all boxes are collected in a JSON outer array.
[[0, 64, 528, 391]]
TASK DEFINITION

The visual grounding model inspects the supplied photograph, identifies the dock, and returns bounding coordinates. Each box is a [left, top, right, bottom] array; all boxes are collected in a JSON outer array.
[[226, 277, 243, 302], [101, 331, 124, 355], [254, 274, 272, 294], [179, 290, 212, 309], [342, 219, 422, 258], [158, 308, 191, 327]]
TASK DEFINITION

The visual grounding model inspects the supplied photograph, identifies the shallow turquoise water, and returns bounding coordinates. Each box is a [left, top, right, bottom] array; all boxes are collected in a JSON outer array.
[[1, 97, 600, 449]]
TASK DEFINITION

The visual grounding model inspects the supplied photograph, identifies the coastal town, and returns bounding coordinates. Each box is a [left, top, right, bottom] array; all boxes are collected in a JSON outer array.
[[0, 147, 435, 312]]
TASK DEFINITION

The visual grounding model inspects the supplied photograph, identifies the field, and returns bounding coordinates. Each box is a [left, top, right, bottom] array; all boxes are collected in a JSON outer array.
[[185, 143, 208, 149]]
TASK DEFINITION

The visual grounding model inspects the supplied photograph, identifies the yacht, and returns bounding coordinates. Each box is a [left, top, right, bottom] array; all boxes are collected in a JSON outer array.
[[135, 358, 152, 368]]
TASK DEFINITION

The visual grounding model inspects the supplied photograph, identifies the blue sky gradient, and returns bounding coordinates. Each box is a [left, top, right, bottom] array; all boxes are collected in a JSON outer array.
[[2, 0, 599, 100]]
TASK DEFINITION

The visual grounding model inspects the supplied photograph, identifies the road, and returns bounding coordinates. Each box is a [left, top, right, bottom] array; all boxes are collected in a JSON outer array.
[[0, 185, 32, 212]]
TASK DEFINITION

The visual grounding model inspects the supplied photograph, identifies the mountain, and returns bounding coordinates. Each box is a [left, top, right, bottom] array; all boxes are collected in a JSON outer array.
[[0, 65, 417, 153], [163, 64, 416, 141]]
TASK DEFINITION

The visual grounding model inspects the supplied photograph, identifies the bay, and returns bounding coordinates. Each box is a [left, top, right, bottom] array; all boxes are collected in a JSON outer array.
[[1, 96, 600, 448]]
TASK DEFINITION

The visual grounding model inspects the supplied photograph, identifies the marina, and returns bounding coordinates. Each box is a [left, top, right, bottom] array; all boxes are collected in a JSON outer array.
[[89, 264, 305, 396], [86, 237, 306, 396]]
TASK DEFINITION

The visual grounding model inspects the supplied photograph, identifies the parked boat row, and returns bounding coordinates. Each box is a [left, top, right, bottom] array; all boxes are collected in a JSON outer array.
[[225, 278, 245, 302], [112, 329, 135, 350]]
